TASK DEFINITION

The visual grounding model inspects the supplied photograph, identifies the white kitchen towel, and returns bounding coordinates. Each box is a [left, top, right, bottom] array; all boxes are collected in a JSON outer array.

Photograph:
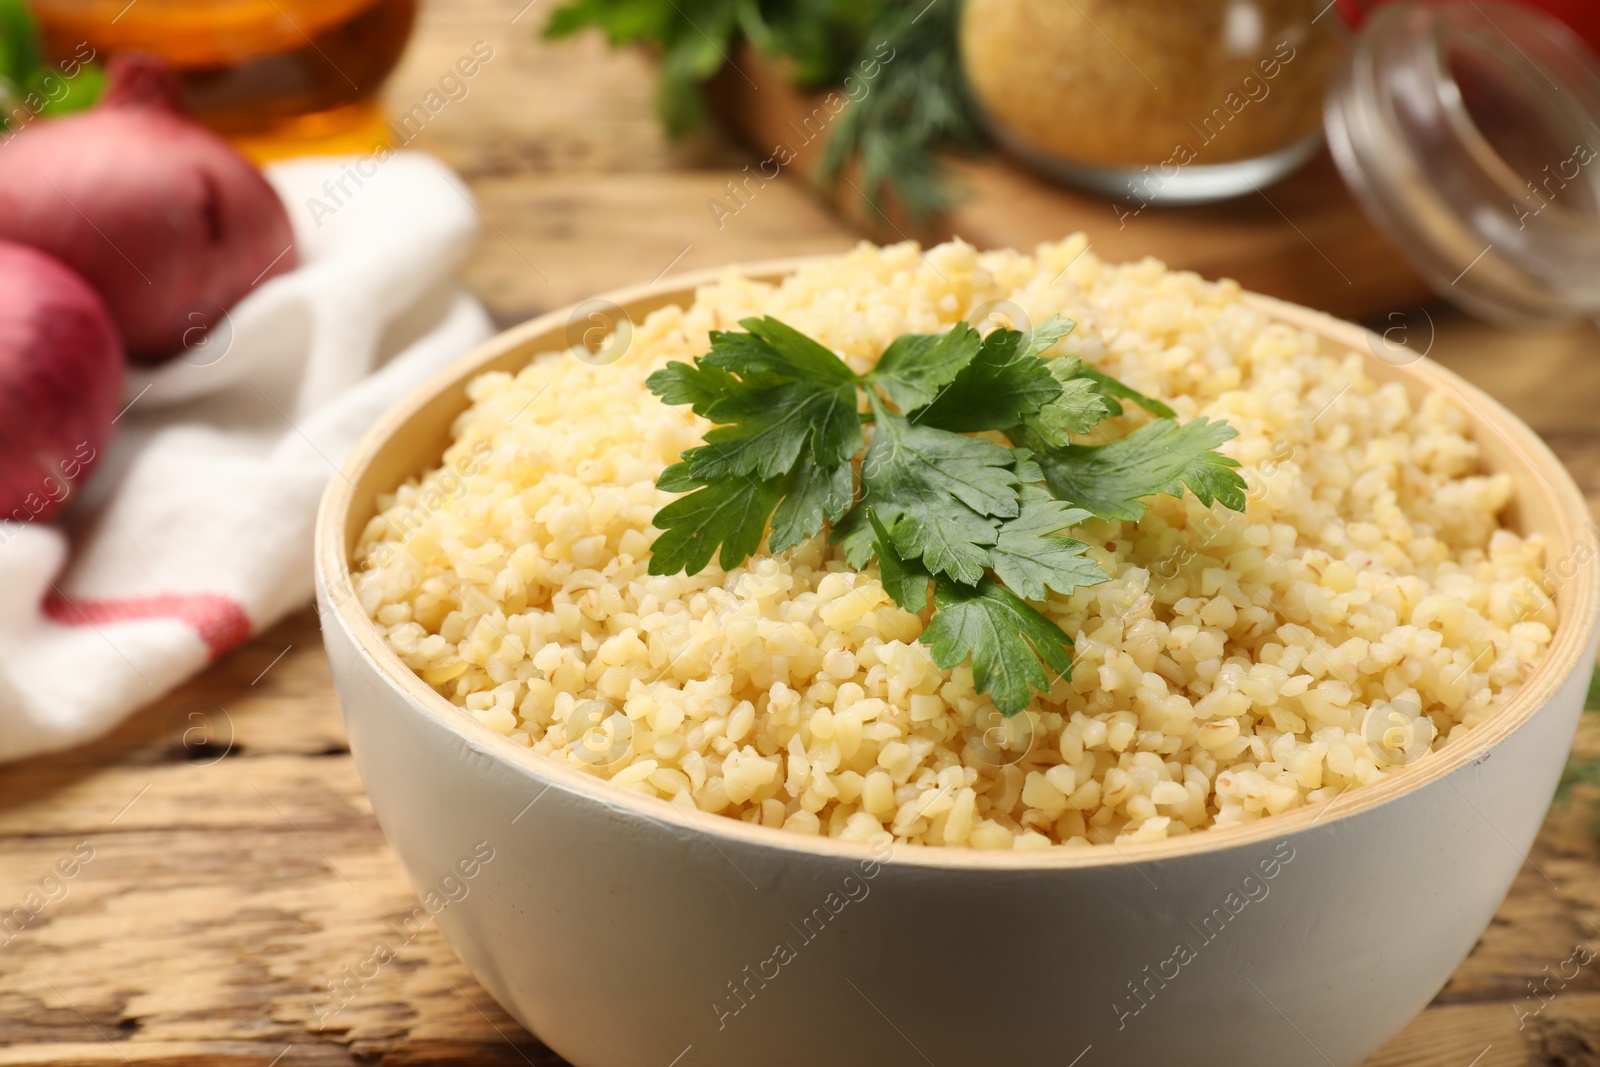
[[0, 152, 496, 762]]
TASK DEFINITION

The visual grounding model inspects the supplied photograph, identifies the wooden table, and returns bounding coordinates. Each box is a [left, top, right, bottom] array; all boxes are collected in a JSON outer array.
[[3, 2, 1599, 1064]]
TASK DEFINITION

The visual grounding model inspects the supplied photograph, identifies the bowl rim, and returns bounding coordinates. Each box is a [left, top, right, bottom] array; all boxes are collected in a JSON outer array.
[[315, 252, 1600, 871]]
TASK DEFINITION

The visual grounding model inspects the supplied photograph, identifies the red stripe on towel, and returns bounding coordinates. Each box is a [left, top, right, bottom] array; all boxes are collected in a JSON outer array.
[[43, 592, 253, 658]]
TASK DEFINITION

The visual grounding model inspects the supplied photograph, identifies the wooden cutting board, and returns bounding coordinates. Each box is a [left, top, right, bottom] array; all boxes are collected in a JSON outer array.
[[705, 44, 1433, 322]]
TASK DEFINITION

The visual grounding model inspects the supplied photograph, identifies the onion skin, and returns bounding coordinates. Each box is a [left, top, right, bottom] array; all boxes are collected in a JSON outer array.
[[97, 51, 189, 113], [0, 241, 124, 524], [0, 55, 297, 363]]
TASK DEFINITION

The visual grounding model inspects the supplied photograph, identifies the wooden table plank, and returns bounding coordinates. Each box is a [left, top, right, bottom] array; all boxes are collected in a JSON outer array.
[[0, 616, 560, 1067], [461, 171, 858, 328], [1, 0, 1598, 1064]]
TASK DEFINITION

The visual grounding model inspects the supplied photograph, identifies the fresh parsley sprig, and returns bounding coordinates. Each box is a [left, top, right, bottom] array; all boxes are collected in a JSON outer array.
[[646, 315, 1247, 715]]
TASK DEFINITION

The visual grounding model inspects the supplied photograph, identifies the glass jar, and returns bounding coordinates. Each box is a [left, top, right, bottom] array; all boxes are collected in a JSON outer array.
[[1325, 0, 1600, 323], [959, 0, 1344, 203], [29, 0, 417, 161]]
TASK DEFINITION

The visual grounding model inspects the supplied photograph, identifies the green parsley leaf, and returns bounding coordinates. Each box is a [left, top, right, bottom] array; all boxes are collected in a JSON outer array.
[[655, 460, 700, 494], [646, 316, 866, 573], [914, 325, 1061, 432], [769, 461, 854, 554], [866, 321, 981, 413], [1073, 364, 1177, 420], [1021, 315, 1078, 357], [1039, 417, 1247, 522], [644, 360, 741, 417], [648, 473, 785, 576], [1009, 448, 1045, 485], [683, 378, 860, 480], [867, 509, 930, 614], [1010, 355, 1178, 448], [922, 576, 1076, 715], [829, 505, 880, 571], [851, 396, 1017, 584], [705, 317, 858, 386], [987, 487, 1106, 601], [1012, 366, 1111, 448], [648, 318, 863, 485]]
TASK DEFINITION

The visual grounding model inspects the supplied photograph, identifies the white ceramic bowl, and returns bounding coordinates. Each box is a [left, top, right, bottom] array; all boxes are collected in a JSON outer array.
[[316, 259, 1600, 1067]]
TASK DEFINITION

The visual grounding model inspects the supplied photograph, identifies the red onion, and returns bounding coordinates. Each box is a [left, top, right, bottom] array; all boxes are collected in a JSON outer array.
[[0, 241, 123, 524], [0, 55, 297, 363]]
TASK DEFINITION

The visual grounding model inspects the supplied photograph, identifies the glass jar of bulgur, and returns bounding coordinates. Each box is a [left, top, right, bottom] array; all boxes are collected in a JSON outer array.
[[959, 0, 1343, 203]]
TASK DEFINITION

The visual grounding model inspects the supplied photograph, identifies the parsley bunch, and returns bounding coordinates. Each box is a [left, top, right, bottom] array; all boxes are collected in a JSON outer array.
[[646, 316, 1247, 715]]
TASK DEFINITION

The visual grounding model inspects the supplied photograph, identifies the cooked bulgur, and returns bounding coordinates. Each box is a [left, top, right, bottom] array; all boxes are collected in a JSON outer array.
[[353, 237, 1555, 849]]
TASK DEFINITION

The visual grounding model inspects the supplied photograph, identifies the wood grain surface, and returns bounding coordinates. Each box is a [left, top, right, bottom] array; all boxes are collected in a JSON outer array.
[[2, 1, 1599, 1065]]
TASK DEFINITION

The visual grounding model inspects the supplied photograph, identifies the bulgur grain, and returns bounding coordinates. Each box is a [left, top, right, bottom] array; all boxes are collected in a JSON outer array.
[[355, 237, 1554, 849]]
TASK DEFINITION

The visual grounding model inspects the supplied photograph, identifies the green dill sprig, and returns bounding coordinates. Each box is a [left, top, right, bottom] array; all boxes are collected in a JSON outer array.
[[645, 315, 1247, 716], [542, 0, 979, 225], [544, 0, 872, 137], [812, 0, 982, 225]]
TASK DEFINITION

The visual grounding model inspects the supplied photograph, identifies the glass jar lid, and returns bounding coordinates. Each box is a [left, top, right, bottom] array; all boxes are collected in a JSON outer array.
[[1325, 0, 1600, 324]]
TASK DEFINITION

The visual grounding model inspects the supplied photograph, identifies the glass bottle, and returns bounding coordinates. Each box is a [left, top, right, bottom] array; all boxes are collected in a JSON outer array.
[[29, 0, 417, 161]]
